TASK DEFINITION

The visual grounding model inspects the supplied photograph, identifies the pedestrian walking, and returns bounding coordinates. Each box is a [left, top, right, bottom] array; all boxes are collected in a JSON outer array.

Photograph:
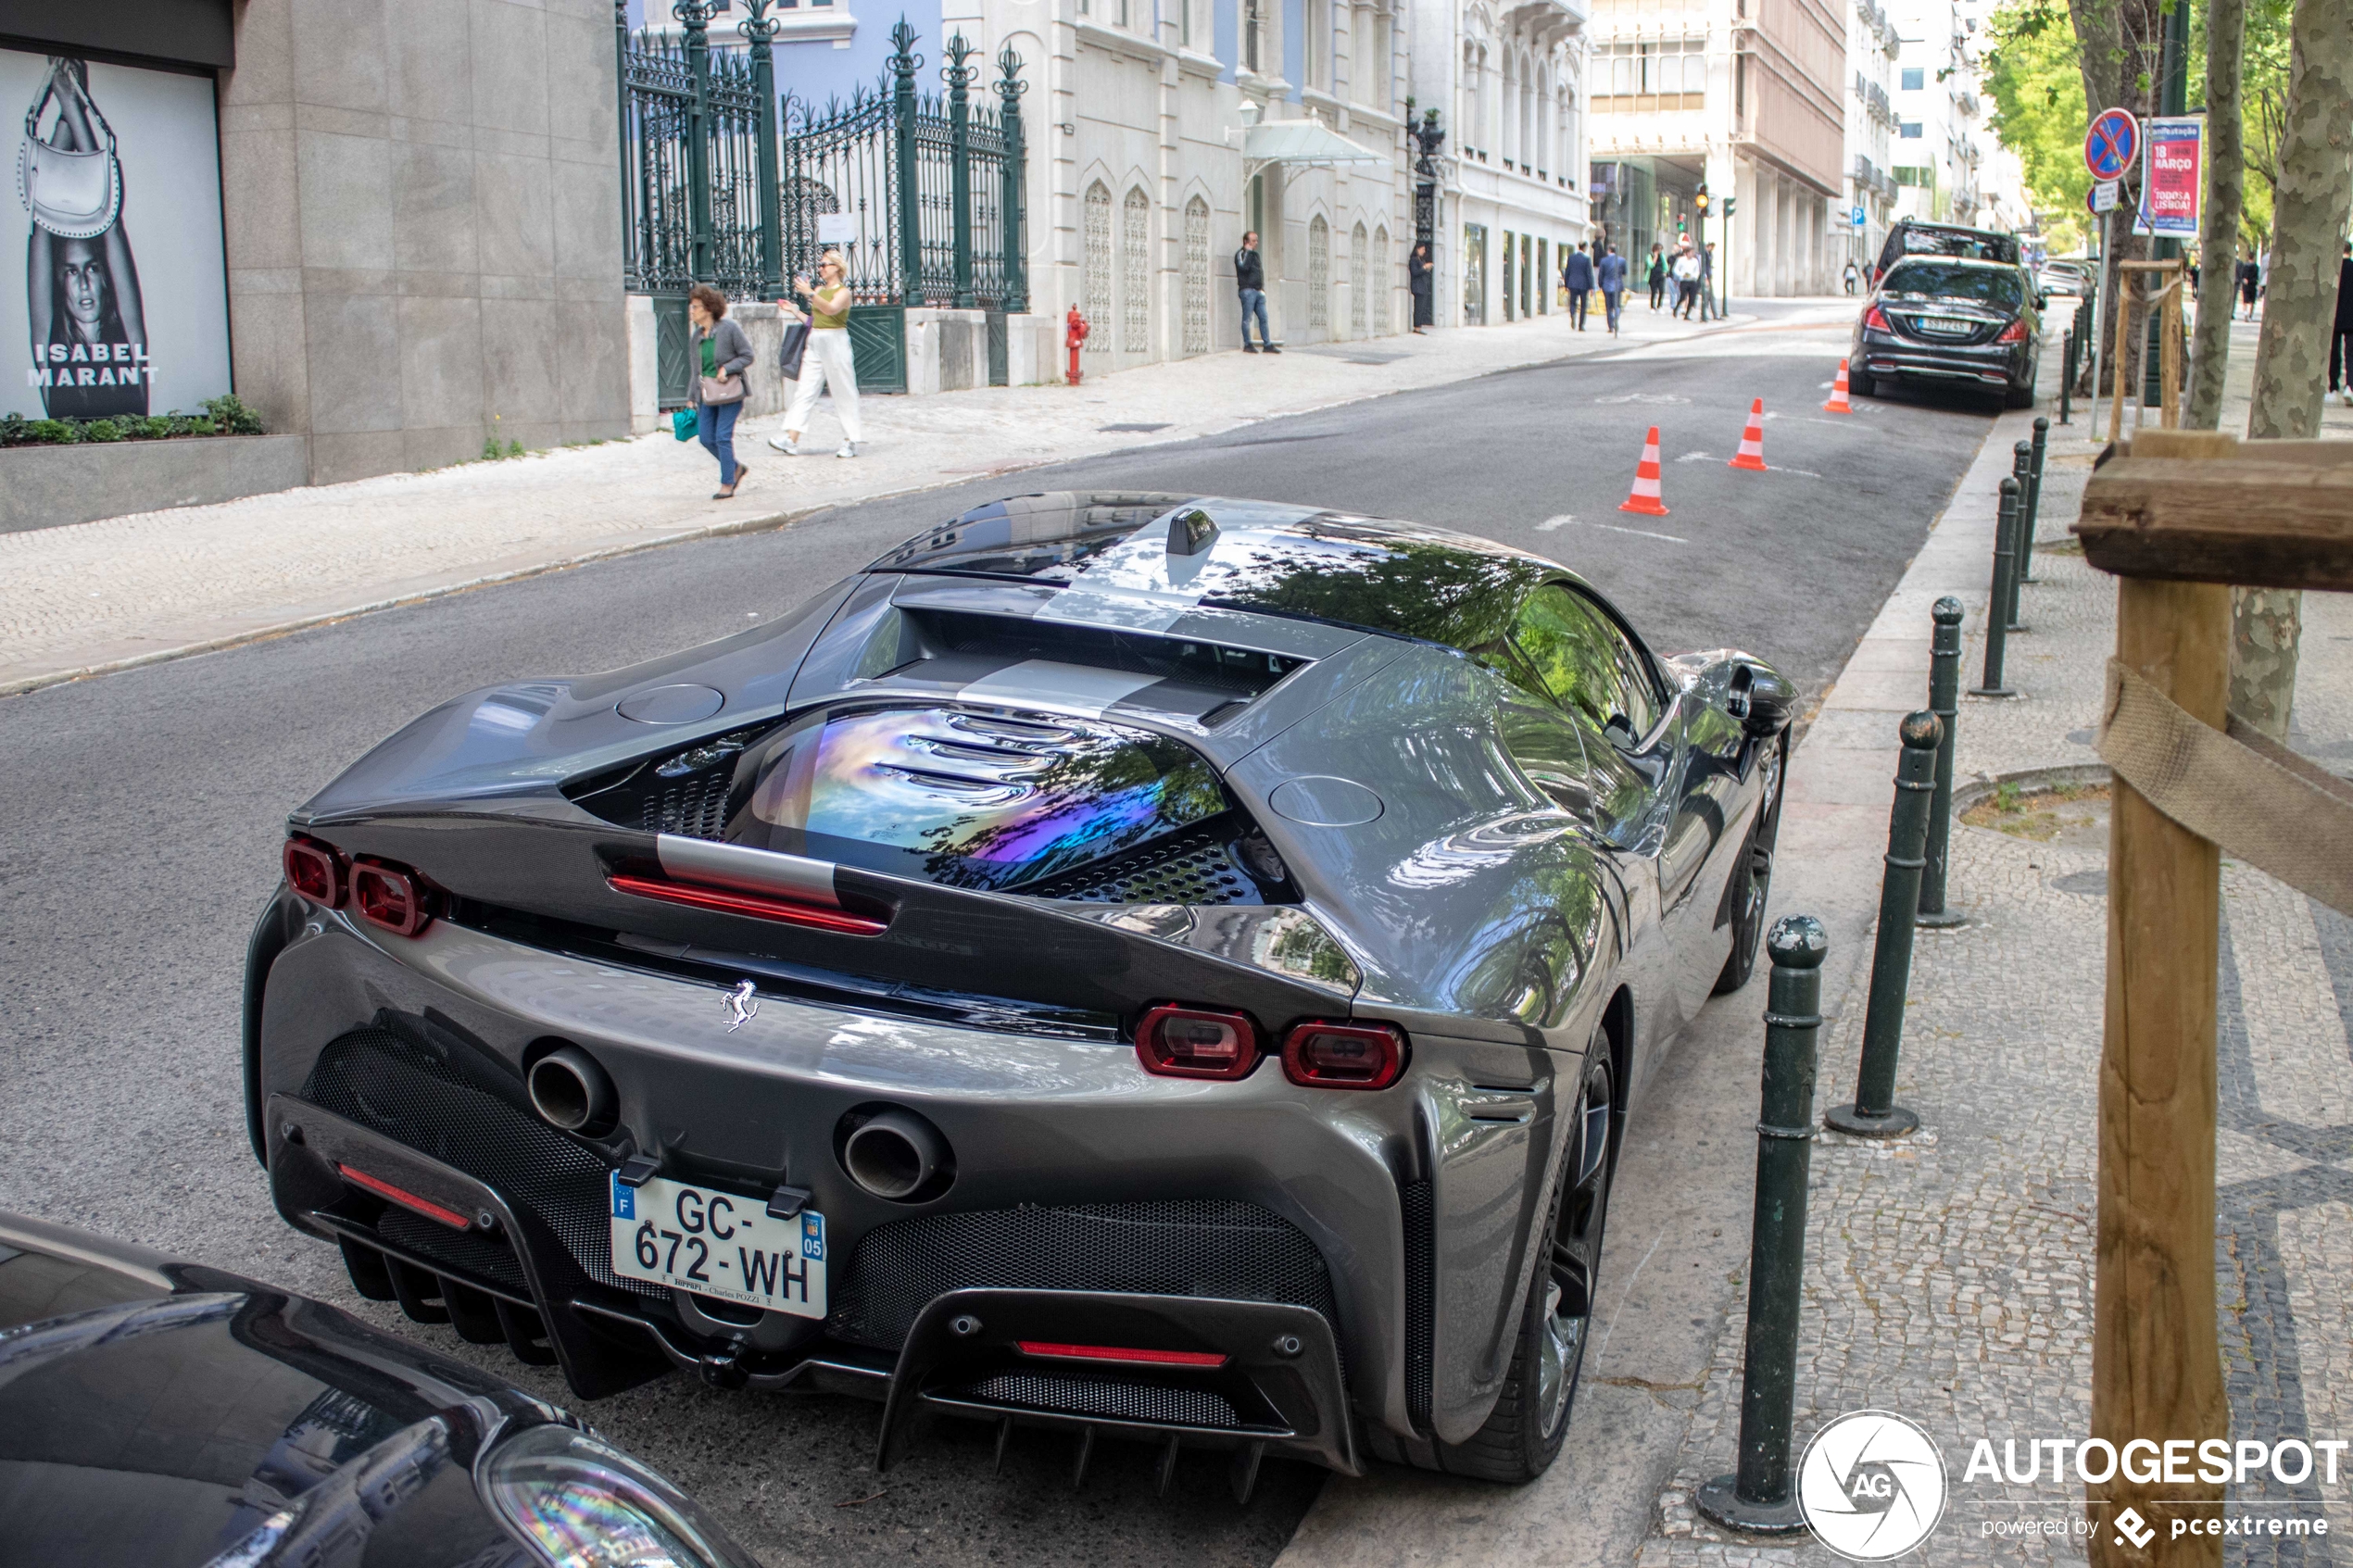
[[1672, 244, 1700, 319], [769, 250, 864, 458], [2332, 239, 2353, 408], [1237, 231, 1277, 353], [1647, 243, 1667, 310], [1561, 241, 1594, 331], [1598, 243, 1628, 334], [2235, 251, 2260, 320], [1843, 259, 1859, 295], [1408, 241, 1434, 332], [686, 284, 752, 500], [1698, 242, 1718, 321]]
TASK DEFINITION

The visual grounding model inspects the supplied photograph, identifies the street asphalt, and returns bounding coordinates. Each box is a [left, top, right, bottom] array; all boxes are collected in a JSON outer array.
[[0, 306, 1995, 1568]]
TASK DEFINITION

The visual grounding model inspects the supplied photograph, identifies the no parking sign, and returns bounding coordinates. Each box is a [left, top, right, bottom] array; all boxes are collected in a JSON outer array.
[[2084, 108, 2138, 182]]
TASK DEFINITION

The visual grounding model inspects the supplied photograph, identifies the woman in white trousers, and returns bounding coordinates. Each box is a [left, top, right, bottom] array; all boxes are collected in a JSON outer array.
[[771, 250, 863, 458]]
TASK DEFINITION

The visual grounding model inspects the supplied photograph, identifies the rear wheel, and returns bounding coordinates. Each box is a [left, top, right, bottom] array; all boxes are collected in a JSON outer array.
[[1435, 1037, 1617, 1483], [1713, 731, 1786, 996], [1852, 370, 1878, 398], [2004, 367, 2037, 409]]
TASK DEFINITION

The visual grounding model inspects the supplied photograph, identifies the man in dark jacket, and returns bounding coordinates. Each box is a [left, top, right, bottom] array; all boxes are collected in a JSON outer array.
[[2333, 239, 2352, 407], [1237, 232, 1276, 353], [1561, 243, 1595, 330], [1596, 244, 1629, 333], [1408, 242, 1434, 332]]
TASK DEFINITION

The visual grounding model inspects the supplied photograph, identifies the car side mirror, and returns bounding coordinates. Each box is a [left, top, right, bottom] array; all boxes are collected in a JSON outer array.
[[1604, 715, 1638, 750], [1731, 663, 1795, 736]]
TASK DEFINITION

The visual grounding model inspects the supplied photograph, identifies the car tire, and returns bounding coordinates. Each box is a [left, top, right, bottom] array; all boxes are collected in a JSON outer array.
[[1853, 370, 1878, 398], [1432, 1035, 1617, 1484], [2005, 363, 2038, 409], [1712, 730, 1787, 996]]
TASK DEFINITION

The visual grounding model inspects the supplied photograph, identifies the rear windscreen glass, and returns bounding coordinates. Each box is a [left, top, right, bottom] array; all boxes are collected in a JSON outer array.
[[1898, 227, 2020, 264], [1881, 264, 2023, 310], [729, 706, 1227, 891]]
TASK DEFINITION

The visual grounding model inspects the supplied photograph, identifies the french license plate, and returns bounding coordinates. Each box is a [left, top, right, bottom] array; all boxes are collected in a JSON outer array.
[[609, 1173, 827, 1318]]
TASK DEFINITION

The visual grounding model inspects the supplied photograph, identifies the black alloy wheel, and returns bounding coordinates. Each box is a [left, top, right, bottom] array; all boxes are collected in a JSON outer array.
[[1437, 1035, 1617, 1483], [1713, 730, 1786, 995]]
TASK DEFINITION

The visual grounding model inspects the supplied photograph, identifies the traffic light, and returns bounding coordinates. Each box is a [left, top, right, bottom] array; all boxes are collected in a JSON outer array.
[[1695, 182, 1711, 215]]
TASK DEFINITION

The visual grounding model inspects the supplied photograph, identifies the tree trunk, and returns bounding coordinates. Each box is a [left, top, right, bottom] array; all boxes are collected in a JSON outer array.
[[2232, 0, 2353, 737], [2188, 0, 2246, 430], [2071, 0, 2158, 401]]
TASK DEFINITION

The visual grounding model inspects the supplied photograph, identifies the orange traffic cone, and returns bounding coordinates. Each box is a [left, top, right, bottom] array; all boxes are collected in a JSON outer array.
[[1620, 426, 1670, 516], [1729, 399, 1768, 470], [1823, 359, 1855, 414]]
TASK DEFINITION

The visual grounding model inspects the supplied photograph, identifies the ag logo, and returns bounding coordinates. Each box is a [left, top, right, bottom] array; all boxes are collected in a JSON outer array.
[[1797, 1410, 1948, 1560]]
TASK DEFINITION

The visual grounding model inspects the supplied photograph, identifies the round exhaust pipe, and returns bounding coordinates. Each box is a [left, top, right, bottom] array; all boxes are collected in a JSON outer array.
[[842, 1108, 947, 1200], [528, 1046, 616, 1135]]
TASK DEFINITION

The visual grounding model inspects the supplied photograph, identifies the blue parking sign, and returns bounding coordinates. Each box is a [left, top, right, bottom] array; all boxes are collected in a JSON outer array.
[[1851, 207, 1867, 228]]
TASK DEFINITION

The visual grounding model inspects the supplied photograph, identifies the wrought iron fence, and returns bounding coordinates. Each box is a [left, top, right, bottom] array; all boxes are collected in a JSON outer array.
[[618, 3, 780, 299]]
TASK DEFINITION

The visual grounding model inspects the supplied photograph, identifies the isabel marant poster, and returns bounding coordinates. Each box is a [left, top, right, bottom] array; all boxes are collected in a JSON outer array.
[[5, 46, 232, 421]]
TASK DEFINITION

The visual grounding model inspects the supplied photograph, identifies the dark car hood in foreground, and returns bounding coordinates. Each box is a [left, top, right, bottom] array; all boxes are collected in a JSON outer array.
[[0, 1212, 544, 1568]]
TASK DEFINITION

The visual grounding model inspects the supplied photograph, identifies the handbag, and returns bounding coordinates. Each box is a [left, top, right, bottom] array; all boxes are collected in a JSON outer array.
[[778, 320, 810, 382], [672, 408, 697, 441], [1556, 286, 1570, 307], [698, 371, 746, 405]]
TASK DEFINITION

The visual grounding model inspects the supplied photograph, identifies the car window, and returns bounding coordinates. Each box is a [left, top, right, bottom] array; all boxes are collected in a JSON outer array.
[[1880, 262, 2023, 310], [1509, 584, 1660, 743], [1466, 637, 1554, 706]]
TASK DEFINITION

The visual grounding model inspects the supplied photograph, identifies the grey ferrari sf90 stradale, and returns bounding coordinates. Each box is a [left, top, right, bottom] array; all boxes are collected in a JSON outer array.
[[245, 493, 1793, 1492]]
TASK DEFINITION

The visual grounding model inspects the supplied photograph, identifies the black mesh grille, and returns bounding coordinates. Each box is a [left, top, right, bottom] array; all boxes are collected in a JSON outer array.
[[827, 1199, 1336, 1351], [639, 772, 732, 839], [301, 1027, 660, 1298], [1402, 1180, 1434, 1432], [1022, 827, 1257, 905], [377, 1209, 528, 1292], [952, 1372, 1241, 1429]]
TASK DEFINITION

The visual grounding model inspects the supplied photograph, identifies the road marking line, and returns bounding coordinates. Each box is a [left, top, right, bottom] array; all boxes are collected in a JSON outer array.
[[1541, 516, 1688, 545]]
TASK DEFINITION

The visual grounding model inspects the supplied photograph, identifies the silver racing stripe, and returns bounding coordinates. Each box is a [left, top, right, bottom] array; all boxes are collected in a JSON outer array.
[[656, 835, 842, 907], [953, 660, 1162, 720]]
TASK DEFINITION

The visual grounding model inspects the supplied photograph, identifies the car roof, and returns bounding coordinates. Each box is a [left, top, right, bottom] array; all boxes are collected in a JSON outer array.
[[868, 492, 1568, 650]]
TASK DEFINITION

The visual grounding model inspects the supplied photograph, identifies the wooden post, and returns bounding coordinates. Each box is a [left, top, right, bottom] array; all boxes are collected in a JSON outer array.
[[2082, 428, 2239, 1565], [2110, 279, 2133, 442], [2160, 282, 2183, 429]]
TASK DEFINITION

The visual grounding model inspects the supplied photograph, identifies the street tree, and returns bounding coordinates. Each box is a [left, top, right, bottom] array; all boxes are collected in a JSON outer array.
[[2186, 0, 2246, 431], [2065, 0, 2167, 397], [2232, 0, 2353, 739]]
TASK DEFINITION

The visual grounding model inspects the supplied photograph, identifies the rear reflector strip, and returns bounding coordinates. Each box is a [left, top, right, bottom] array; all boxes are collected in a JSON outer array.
[[1016, 1341, 1230, 1368], [608, 873, 888, 935], [338, 1163, 473, 1231]]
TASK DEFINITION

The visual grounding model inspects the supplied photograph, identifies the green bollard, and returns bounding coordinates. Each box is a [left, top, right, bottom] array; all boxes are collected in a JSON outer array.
[[1694, 914, 1828, 1537], [2005, 441, 2032, 630], [2020, 416, 2048, 583], [1917, 597, 1965, 928], [2060, 331, 2073, 426], [1824, 712, 1940, 1138], [1969, 480, 2020, 697]]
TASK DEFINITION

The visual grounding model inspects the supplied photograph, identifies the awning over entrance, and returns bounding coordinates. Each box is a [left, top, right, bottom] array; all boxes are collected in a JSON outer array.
[[1235, 119, 1390, 184]]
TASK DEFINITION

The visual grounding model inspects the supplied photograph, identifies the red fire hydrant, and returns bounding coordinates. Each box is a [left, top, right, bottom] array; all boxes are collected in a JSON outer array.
[[1065, 306, 1088, 385]]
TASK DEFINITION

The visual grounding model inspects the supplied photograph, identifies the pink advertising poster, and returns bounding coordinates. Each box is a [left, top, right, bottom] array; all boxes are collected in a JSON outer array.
[[2138, 116, 2203, 239]]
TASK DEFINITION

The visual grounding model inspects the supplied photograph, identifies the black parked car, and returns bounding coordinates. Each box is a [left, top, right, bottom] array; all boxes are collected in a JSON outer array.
[[1870, 217, 2022, 285], [1851, 256, 2044, 408], [0, 1210, 760, 1568]]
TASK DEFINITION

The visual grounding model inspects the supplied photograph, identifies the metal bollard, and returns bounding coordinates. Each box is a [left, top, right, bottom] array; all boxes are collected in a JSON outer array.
[[1824, 712, 1940, 1138], [1916, 597, 1966, 928], [1969, 479, 2020, 696], [2005, 441, 2032, 629], [2060, 330, 2073, 425], [1694, 914, 1828, 1537], [2020, 416, 2048, 583]]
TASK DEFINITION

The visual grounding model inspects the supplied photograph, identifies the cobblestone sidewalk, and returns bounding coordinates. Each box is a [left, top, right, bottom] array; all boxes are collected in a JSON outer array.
[[1641, 328, 2353, 1565], [0, 299, 1785, 697]]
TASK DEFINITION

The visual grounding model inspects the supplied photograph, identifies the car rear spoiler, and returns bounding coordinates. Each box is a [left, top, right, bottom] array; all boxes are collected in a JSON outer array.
[[293, 808, 1361, 1033]]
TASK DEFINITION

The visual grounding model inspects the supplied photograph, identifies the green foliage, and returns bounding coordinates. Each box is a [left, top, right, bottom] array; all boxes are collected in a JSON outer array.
[[506, 439, 524, 458], [1984, 0, 2093, 248], [80, 418, 124, 443], [2190, 0, 2294, 249], [202, 394, 266, 435], [0, 398, 256, 446], [482, 436, 503, 460]]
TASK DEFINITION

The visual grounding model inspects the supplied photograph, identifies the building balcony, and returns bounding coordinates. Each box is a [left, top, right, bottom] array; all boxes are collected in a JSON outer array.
[[1499, 0, 1588, 44]]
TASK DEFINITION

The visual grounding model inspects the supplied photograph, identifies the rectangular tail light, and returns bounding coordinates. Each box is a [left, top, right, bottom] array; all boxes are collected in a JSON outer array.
[[1017, 1341, 1230, 1369], [352, 859, 434, 937], [283, 835, 345, 908], [1281, 1020, 1408, 1090], [1135, 1004, 1261, 1081]]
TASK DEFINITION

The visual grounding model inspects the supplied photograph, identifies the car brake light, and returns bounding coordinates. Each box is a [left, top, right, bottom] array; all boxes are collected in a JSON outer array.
[[283, 835, 345, 908], [1017, 1341, 1230, 1368], [337, 1162, 472, 1230], [1135, 1004, 1261, 1080], [1863, 304, 1893, 332], [1281, 1020, 1408, 1090], [1994, 319, 2027, 343], [352, 859, 434, 937], [606, 874, 889, 935]]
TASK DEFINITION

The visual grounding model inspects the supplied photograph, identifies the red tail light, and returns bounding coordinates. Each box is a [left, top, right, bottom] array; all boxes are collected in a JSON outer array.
[[1017, 1341, 1229, 1368], [1994, 319, 2028, 344], [283, 835, 345, 908], [1135, 1004, 1261, 1081], [1863, 304, 1893, 332], [607, 874, 888, 936], [352, 859, 434, 937], [1281, 1020, 1408, 1090], [337, 1162, 473, 1230]]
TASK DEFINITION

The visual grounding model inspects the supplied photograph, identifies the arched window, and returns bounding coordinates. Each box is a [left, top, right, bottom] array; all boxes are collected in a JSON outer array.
[[1308, 215, 1330, 331], [1084, 182, 1113, 356], [1182, 196, 1211, 356], [1122, 186, 1151, 353], [1374, 223, 1390, 332], [1350, 221, 1369, 338]]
